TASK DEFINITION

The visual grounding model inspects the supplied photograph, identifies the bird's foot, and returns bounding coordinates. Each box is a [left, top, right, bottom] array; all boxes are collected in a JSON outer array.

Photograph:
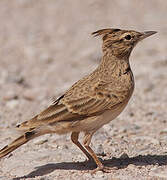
[[91, 165, 117, 174]]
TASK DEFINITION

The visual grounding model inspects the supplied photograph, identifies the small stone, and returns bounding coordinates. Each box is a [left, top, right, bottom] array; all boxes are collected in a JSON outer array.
[[3, 91, 18, 101], [51, 144, 59, 149], [22, 89, 37, 101], [6, 100, 19, 109], [94, 171, 105, 177], [144, 84, 154, 93], [96, 144, 105, 156], [160, 128, 167, 134], [62, 144, 69, 149], [120, 152, 129, 159], [16, 76, 25, 85], [145, 112, 154, 116], [134, 125, 141, 130], [83, 173, 93, 179], [127, 164, 136, 169], [129, 112, 134, 117], [150, 167, 167, 178], [33, 137, 48, 145]]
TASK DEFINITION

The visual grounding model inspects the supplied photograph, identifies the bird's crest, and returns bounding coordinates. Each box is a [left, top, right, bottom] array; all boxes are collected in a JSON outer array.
[[92, 28, 121, 40]]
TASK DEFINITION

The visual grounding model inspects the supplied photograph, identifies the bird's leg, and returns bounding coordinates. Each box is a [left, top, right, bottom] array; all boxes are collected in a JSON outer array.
[[71, 132, 93, 161], [83, 132, 117, 173]]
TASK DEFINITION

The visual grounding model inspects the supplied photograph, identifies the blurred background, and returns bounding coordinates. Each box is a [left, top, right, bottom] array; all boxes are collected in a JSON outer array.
[[0, 0, 167, 179]]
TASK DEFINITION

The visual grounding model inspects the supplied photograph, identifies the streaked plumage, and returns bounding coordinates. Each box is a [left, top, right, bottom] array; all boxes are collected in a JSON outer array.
[[0, 28, 156, 173]]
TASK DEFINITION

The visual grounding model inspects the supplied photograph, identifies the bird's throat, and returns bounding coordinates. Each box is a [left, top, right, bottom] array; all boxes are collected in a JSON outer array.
[[99, 54, 131, 77]]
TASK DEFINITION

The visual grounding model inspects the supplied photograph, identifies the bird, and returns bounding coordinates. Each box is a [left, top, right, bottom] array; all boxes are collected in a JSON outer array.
[[0, 28, 156, 173]]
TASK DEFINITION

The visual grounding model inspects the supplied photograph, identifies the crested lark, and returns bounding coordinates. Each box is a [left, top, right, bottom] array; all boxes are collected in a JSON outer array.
[[0, 28, 156, 173]]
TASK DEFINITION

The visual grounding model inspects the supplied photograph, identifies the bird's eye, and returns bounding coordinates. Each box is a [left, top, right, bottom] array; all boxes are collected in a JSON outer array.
[[124, 35, 132, 40]]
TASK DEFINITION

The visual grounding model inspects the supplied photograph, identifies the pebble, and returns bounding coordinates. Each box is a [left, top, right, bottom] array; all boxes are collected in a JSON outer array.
[[22, 89, 37, 101], [96, 144, 105, 156], [3, 93, 18, 101], [120, 152, 129, 159], [160, 128, 167, 134], [127, 164, 136, 169], [83, 173, 93, 179], [93, 171, 107, 180], [33, 137, 48, 145], [6, 99, 19, 109], [129, 112, 134, 117], [149, 167, 167, 178]]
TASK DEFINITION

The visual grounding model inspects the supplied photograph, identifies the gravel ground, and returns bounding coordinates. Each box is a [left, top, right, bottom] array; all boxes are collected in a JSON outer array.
[[0, 0, 167, 179]]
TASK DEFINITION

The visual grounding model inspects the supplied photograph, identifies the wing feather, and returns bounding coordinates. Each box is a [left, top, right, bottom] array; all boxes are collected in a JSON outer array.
[[17, 76, 131, 131]]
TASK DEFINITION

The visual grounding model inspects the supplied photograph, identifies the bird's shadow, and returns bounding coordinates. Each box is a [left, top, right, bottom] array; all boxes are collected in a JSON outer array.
[[13, 154, 167, 180]]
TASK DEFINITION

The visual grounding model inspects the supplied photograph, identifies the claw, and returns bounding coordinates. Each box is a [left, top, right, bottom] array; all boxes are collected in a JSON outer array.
[[91, 165, 117, 174]]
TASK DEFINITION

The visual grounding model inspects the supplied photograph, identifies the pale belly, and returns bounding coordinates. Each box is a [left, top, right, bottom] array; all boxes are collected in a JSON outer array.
[[73, 100, 129, 132], [49, 99, 130, 134]]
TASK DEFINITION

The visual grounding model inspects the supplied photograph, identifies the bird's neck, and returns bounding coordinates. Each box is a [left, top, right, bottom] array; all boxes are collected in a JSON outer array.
[[99, 54, 131, 76]]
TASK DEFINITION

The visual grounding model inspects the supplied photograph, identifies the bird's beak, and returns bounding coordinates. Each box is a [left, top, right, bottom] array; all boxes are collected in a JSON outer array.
[[140, 31, 157, 40]]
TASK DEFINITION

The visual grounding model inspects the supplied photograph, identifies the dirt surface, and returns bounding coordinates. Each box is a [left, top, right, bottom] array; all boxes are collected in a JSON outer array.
[[0, 0, 167, 179]]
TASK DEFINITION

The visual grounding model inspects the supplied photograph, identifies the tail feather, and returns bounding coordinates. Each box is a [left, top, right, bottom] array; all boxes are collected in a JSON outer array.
[[0, 131, 38, 159]]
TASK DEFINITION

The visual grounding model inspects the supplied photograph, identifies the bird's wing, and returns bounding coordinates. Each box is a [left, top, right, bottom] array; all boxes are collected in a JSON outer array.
[[61, 80, 129, 115], [17, 79, 129, 131]]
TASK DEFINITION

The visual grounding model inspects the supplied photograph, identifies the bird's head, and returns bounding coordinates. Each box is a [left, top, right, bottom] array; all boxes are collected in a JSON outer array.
[[92, 28, 157, 59]]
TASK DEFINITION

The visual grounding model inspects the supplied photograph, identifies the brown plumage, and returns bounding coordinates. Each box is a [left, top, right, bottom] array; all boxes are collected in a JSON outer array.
[[0, 28, 156, 173]]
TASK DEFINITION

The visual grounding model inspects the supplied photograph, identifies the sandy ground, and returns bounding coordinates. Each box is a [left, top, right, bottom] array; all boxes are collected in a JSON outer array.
[[0, 0, 167, 179]]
